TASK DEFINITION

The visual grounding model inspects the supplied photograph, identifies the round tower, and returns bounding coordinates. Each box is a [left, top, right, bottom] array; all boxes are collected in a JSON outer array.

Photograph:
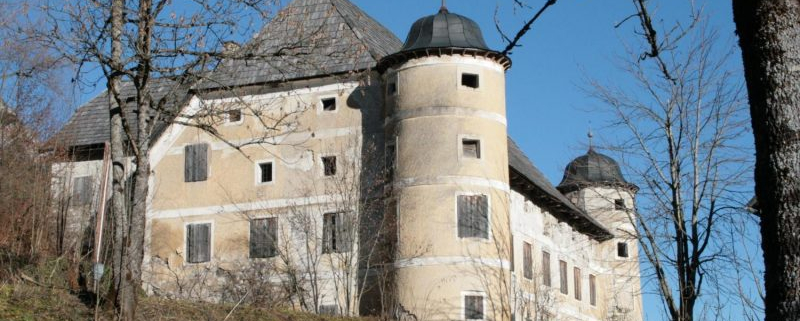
[[378, 6, 512, 321], [557, 146, 643, 320]]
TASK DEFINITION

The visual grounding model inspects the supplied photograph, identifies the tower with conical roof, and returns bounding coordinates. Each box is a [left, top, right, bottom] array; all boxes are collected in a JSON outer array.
[[557, 145, 643, 320], [378, 4, 513, 320]]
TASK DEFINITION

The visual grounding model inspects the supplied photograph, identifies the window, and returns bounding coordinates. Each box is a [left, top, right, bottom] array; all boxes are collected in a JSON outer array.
[[617, 242, 629, 258], [464, 295, 484, 320], [322, 156, 337, 176], [227, 109, 242, 123], [72, 176, 93, 205], [574, 267, 582, 300], [184, 143, 209, 182], [386, 144, 396, 181], [523, 242, 533, 280], [542, 251, 551, 287], [186, 223, 211, 263], [614, 199, 626, 210], [387, 82, 397, 96], [589, 274, 597, 306], [457, 194, 489, 239], [250, 218, 277, 258], [461, 73, 480, 89], [323, 212, 351, 253], [321, 97, 336, 111], [559, 260, 568, 295], [258, 162, 273, 184], [462, 139, 481, 159]]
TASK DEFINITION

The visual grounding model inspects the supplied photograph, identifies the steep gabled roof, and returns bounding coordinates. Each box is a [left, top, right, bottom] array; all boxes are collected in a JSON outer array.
[[198, 0, 403, 89], [53, 79, 189, 148], [507, 138, 614, 241]]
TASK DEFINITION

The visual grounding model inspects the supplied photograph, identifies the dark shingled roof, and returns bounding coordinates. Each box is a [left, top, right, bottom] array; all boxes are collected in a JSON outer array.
[[401, 7, 490, 52], [53, 79, 190, 148], [556, 148, 637, 193], [197, 0, 403, 90], [508, 139, 614, 241]]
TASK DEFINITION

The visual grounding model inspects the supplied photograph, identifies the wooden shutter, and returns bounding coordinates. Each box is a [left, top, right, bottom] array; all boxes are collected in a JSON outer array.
[[542, 251, 552, 286], [335, 212, 351, 252], [458, 195, 488, 239], [464, 295, 483, 319], [589, 274, 597, 306], [323, 213, 334, 253], [457, 196, 469, 238], [187, 223, 210, 263], [574, 267, 582, 300], [250, 218, 277, 258], [523, 242, 533, 279], [72, 176, 93, 205], [184, 144, 208, 182], [476, 195, 488, 238], [559, 260, 568, 294]]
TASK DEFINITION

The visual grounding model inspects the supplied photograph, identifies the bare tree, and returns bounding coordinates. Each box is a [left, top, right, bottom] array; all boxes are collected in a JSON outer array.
[[732, 1, 800, 320], [588, 2, 755, 320]]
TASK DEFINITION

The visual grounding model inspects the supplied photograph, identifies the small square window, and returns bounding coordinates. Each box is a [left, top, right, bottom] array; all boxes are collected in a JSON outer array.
[[321, 98, 336, 111], [322, 156, 337, 176], [388, 82, 397, 96], [614, 199, 626, 210], [462, 73, 479, 89], [617, 242, 629, 258], [227, 109, 242, 123], [259, 162, 273, 183], [464, 295, 484, 320], [462, 139, 481, 159]]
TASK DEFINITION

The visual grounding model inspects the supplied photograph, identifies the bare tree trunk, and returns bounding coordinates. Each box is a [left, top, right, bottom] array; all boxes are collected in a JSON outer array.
[[107, 0, 128, 317], [732, 1, 800, 320]]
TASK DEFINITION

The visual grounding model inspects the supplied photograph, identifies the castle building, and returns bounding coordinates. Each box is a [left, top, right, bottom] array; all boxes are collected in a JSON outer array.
[[52, 1, 643, 320]]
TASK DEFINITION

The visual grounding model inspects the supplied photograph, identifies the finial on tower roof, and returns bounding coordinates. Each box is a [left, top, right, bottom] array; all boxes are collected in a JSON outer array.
[[440, 0, 448, 13], [588, 126, 595, 152]]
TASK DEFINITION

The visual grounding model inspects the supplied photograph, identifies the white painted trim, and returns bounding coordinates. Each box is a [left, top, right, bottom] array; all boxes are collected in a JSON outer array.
[[385, 106, 507, 127], [205, 82, 359, 106], [461, 290, 487, 321], [183, 220, 214, 266], [254, 159, 276, 186], [393, 55, 505, 73], [149, 194, 338, 219], [394, 256, 511, 270], [394, 176, 509, 192]]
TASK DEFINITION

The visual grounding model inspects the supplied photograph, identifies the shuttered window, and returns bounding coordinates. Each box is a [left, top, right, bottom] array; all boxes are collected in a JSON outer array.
[[542, 251, 552, 286], [184, 143, 208, 182], [559, 260, 568, 295], [464, 295, 484, 320], [457, 194, 489, 239], [250, 218, 277, 258], [186, 223, 211, 263], [574, 267, 582, 300], [323, 212, 351, 253], [589, 274, 597, 306], [72, 176, 93, 205], [523, 242, 533, 280]]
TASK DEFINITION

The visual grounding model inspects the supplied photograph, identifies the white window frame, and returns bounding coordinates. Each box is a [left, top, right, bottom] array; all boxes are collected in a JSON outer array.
[[317, 94, 339, 114], [254, 159, 276, 186], [461, 291, 487, 321], [183, 220, 214, 266], [458, 134, 484, 163], [454, 192, 492, 242]]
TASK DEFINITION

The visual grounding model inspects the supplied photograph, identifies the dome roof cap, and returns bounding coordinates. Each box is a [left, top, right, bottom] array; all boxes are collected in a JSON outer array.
[[400, 7, 490, 52], [557, 148, 637, 193]]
